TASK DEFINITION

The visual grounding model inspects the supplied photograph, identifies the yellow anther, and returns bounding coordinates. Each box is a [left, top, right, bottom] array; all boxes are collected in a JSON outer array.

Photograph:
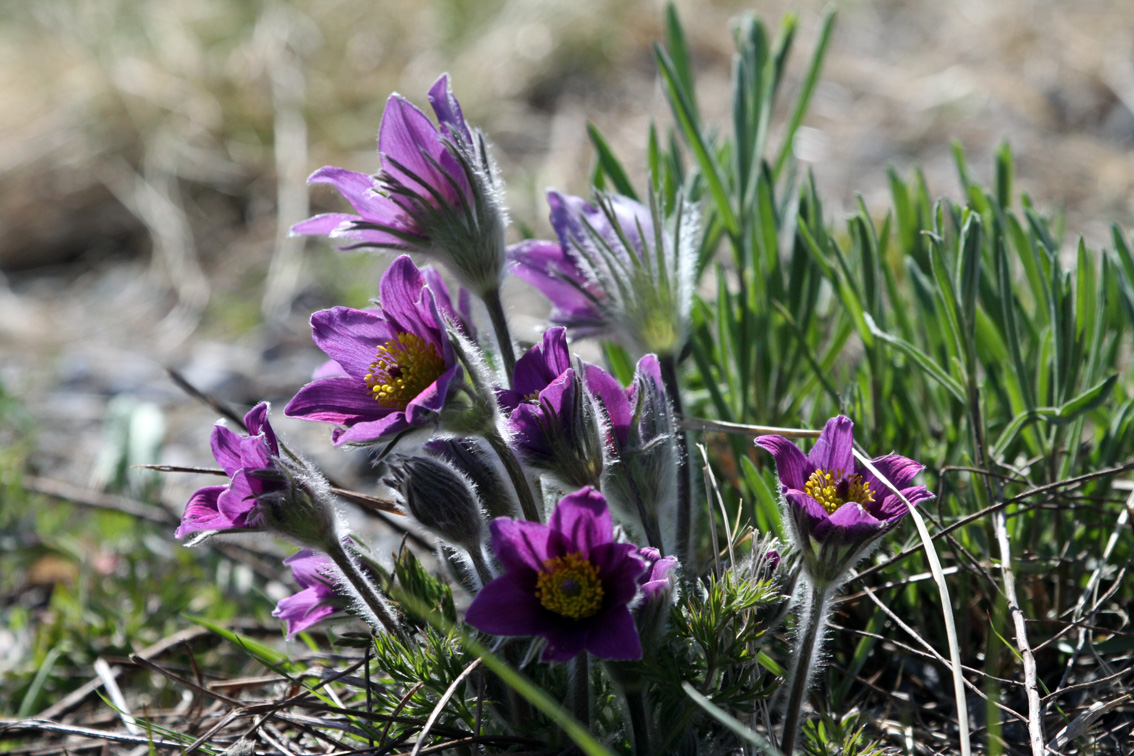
[[804, 468, 874, 515], [535, 552, 604, 619], [364, 332, 446, 409]]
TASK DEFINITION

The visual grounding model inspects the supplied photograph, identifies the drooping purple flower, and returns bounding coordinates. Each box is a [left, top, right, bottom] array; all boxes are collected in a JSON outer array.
[[496, 327, 603, 487], [583, 355, 678, 553], [273, 550, 343, 638], [635, 547, 679, 603], [509, 189, 697, 357], [285, 256, 461, 446], [176, 402, 283, 540], [755, 416, 933, 584], [465, 487, 646, 662], [292, 74, 507, 297]]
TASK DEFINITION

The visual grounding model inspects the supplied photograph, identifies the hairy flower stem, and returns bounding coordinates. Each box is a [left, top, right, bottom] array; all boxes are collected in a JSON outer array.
[[780, 580, 832, 756], [325, 540, 409, 645], [468, 545, 496, 588], [483, 429, 542, 523], [482, 286, 517, 384], [570, 654, 591, 733], [625, 686, 652, 755], [658, 353, 691, 564]]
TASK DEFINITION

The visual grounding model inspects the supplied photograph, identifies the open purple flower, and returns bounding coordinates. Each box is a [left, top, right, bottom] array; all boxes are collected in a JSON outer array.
[[176, 402, 283, 540], [273, 550, 343, 638], [755, 415, 933, 584], [292, 74, 507, 297], [285, 256, 460, 446], [496, 327, 603, 487], [509, 189, 697, 357], [465, 487, 646, 662]]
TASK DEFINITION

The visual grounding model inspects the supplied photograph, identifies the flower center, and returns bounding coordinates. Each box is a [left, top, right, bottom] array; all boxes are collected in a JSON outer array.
[[804, 468, 875, 515], [535, 552, 604, 619], [364, 332, 446, 409]]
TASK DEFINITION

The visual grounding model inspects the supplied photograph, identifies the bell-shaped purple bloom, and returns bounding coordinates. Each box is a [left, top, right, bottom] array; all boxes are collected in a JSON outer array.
[[273, 550, 343, 638], [465, 487, 646, 663], [496, 328, 604, 488], [285, 256, 461, 446], [176, 402, 283, 540], [636, 547, 679, 603], [584, 355, 679, 553], [755, 416, 934, 585], [509, 189, 697, 357], [292, 74, 507, 297]]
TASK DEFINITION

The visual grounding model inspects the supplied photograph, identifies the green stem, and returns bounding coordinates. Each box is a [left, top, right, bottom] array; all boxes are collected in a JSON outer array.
[[484, 428, 542, 523], [625, 686, 652, 755], [780, 581, 830, 756], [326, 540, 408, 645], [658, 353, 692, 565], [483, 286, 517, 384], [570, 654, 591, 733]]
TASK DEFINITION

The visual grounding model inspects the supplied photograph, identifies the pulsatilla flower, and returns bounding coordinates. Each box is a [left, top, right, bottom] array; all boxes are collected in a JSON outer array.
[[755, 415, 933, 585], [465, 487, 646, 662], [496, 327, 604, 488], [291, 74, 507, 297], [509, 189, 697, 357], [176, 402, 284, 541], [273, 550, 343, 638], [285, 256, 460, 446], [584, 355, 678, 553]]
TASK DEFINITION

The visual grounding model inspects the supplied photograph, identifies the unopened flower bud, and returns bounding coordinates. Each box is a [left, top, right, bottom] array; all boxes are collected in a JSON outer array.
[[634, 546, 680, 650], [423, 437, 516, 519], [385, 454, 485, 551]]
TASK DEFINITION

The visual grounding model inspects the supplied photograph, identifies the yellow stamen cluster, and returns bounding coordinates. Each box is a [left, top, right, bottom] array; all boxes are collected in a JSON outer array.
[[535, 552, 604, 619], [804, 468, 875, 515], [364, 332, 446, 409]]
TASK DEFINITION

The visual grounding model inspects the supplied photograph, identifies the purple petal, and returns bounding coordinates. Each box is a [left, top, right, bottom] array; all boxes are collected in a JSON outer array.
[[464, 572, 549, 637], [490, 517, 553, 573], [823, 501, 885, 543], [784, 490, 832, 541], [589, 541, 645, 607], [290, 212, 357, 237], [310, 306, 394, 382], [809, 416, 855, 473], [508, 239, 601, 322], [377, 256, 443, 348], [306, 167, 389, 220], [511, 328, 572, 398], [217, 470, 260, 524], [539, 622, 589, 663], [379, 95, 468, 203], [285, 376, 387, 424], [427, 73, 473, 146], [402, 363, 459, 425], [312, 359, 348, 380], [274, 588, 337, 637], [859, 454, 926, 493], [331, 412, 410, 445], [210, 424, 245, 477], [548, 487, 612, 555], [243, 403, 277, 454], [872, 485, 934, 520], [175, 485, 231, 538], [754, 435, 813, 491], [585, 606, 642, 660], [584, 364, 632, 446]]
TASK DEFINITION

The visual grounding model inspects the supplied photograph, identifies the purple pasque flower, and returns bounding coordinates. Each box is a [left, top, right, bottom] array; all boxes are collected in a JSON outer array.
[[583, 355, 678, 553], [636, 547, 679, 602], [285, 256, 461, 446], [465, 487, 647, 662], [292, 74, 507, 297], [273, 550, 343, 638], [509, 189, 697, 357], [755, 415, 934, 585], [496, 327, 604, 488], [176, 402, 283, 541]]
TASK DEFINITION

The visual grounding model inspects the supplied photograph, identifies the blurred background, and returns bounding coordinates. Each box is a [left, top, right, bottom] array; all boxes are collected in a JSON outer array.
[[3, 0, 1134, 709]]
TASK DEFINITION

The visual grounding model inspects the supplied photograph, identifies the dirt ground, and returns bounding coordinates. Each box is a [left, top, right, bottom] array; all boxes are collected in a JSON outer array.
[[2, 0, 1133, 532]]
